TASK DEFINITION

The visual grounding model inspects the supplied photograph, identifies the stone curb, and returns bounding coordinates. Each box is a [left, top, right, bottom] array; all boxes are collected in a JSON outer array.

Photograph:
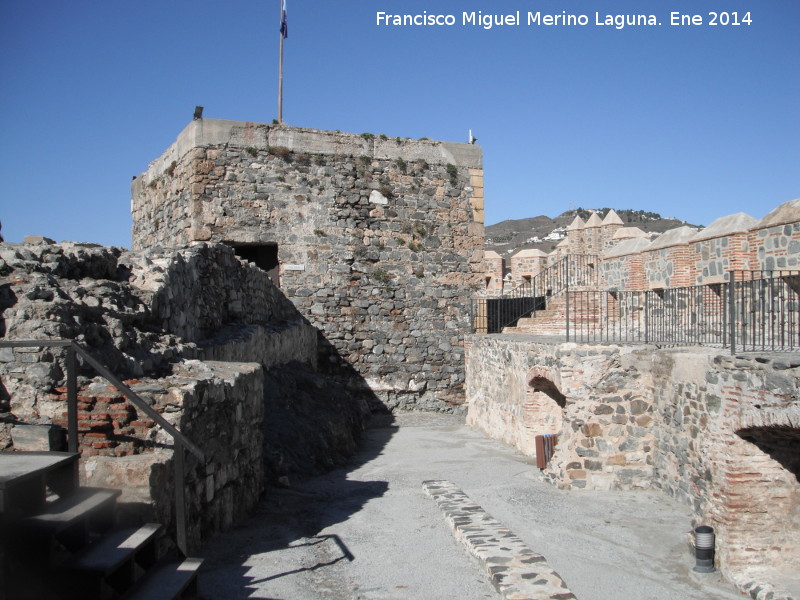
[[422, 480, 576, 600]]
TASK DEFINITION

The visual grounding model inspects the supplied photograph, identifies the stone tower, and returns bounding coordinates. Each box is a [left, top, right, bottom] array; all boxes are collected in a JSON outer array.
[[132, 119, 485, 411]]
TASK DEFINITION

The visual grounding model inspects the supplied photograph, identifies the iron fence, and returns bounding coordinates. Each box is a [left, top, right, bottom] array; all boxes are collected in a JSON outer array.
[[474, 255, 598, 333], [507, 254, 598, 299], [473, 269, 800, 354], [729, 270, 800, 352]]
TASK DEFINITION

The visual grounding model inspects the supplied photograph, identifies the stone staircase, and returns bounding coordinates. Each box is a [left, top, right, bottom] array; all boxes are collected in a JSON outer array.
[[506, 290, 614, 335], [0, 450, 202, 599]]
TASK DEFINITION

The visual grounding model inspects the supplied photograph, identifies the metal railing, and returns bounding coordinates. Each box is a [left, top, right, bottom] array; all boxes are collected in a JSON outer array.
[[474, 270, 800, 354], [506, 254, 599, 299], [474, 255, 598, 333], [0, 339, 203, 555], [729, 270, 800, 353], [563, 285, 728, 346]]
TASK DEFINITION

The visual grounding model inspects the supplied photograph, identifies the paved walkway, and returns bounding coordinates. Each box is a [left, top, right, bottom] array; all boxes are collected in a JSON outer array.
[[199, 413, 744, 599]]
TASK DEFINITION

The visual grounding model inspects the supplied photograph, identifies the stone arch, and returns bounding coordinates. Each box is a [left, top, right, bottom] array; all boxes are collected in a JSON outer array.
[[712, 425, 800, 581], [523, 367, 566, 437]]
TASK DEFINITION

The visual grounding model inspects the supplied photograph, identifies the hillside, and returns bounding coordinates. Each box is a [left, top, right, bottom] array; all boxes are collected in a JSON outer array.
[[486, 208, 702, 258]]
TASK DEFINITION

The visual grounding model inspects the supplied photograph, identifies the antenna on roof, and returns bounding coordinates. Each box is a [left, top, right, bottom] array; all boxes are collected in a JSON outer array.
[[468, 129, 477, 144]]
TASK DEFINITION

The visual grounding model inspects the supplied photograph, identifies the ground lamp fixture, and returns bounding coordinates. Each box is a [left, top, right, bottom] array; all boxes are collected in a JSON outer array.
[[693, 525, 716, 573]]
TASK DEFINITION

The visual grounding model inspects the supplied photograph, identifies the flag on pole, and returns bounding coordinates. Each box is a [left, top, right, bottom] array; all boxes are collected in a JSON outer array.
[[280, 0, 288, 38]]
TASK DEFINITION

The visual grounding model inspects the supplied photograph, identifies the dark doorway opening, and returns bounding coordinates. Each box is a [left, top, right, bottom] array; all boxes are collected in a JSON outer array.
[[737, 425, 800, 483], [231, 243, 280, 287]]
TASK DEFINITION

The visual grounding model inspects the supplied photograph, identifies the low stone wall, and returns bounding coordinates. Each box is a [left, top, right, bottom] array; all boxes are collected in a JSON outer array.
[[466, 337, 656, 488], [79, 360, 264, 551], [465, 334, 800, 596]]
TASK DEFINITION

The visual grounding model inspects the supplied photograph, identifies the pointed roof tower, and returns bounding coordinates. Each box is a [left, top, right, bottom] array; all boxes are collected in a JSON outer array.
[[585, 212, 603, 228], [567, 215, 585, 231], [601, 209, 624, 226]]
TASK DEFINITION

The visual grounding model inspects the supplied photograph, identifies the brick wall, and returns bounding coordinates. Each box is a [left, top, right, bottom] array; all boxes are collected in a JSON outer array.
[[504, 200, 800, 294]]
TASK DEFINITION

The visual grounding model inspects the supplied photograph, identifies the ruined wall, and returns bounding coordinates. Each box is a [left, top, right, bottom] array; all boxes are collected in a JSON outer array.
[[0, 241, 314, 413], [466, 338, 657, 489], [77, 360, 264, 551], [465, 335, 800, 597], [132, 119, 485, 411], [1, 240, 327, 550]]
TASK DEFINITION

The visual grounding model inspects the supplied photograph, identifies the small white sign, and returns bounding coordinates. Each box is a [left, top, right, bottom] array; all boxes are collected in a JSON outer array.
[[284, 264, 305, 271]]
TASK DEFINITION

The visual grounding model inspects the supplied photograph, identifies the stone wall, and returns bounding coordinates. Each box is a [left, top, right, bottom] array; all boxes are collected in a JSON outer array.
[[483, 250, 504, 295], [465, 335, 800, 597], [77, 360, 264, 551], [466, 338, 657, 489], [0, 241, 313, 411], [0, 239, 352, 551], [131, 119, 485, 411], [752, 201, 800, 271]]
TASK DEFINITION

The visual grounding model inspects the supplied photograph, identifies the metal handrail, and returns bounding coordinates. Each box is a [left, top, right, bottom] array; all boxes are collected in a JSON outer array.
[[504, 254, 598, 300], [0, 339, 203, 554]]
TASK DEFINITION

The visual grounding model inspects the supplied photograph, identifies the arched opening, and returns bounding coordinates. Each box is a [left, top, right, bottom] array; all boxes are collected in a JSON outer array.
[[528, 375, 566, 408], [738, 425, 800, 483], [523, 373, 565, 467], [721, 426, 800, 588]]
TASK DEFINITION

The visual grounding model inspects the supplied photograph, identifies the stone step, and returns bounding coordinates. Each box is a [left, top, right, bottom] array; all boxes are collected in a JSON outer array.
[[58, 523, 162, 599], [22, 487, 121, 551], [0, 451, 80, 518], [60, 523, 161, 574], [120, 557, 204, 600]]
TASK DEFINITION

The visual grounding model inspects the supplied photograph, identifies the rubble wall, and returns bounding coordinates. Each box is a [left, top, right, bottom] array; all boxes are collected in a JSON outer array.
[[131, 120, 485, 411], [78, 360, 264, 551], [0, 240, 337, 550]]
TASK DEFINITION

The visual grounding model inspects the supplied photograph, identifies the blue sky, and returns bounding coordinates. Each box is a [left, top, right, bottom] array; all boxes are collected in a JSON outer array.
[[1, 1, 798, 247]]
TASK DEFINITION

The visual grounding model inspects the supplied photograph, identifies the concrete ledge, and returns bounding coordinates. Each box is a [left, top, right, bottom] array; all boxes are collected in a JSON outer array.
[[423, 480, 576, 600]]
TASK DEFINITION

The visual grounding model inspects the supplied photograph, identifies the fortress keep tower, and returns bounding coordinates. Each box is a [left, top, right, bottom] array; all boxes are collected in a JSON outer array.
[[132, 119, 485, 410]]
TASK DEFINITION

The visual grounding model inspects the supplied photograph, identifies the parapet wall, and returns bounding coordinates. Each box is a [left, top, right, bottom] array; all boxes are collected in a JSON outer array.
[[601, 203, 800, 290], [132, 119, 486, 411], [466, 335, 800, 596]]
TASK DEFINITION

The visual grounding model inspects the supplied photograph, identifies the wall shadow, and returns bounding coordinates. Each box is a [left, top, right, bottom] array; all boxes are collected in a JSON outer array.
[[198, 414, 398, 599]]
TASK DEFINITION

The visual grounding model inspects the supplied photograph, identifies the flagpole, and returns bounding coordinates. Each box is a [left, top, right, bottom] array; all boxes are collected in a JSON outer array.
[[278, 0, 285, 123]]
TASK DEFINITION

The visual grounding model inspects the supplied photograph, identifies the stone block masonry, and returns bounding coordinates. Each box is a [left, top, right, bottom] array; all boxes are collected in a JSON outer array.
[[0, 239, 357, 551], [132, 119, 485, 412]]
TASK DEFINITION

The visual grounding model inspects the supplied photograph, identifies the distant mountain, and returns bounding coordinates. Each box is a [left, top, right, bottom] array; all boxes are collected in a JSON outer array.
[[486, 208, 702, 258]]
